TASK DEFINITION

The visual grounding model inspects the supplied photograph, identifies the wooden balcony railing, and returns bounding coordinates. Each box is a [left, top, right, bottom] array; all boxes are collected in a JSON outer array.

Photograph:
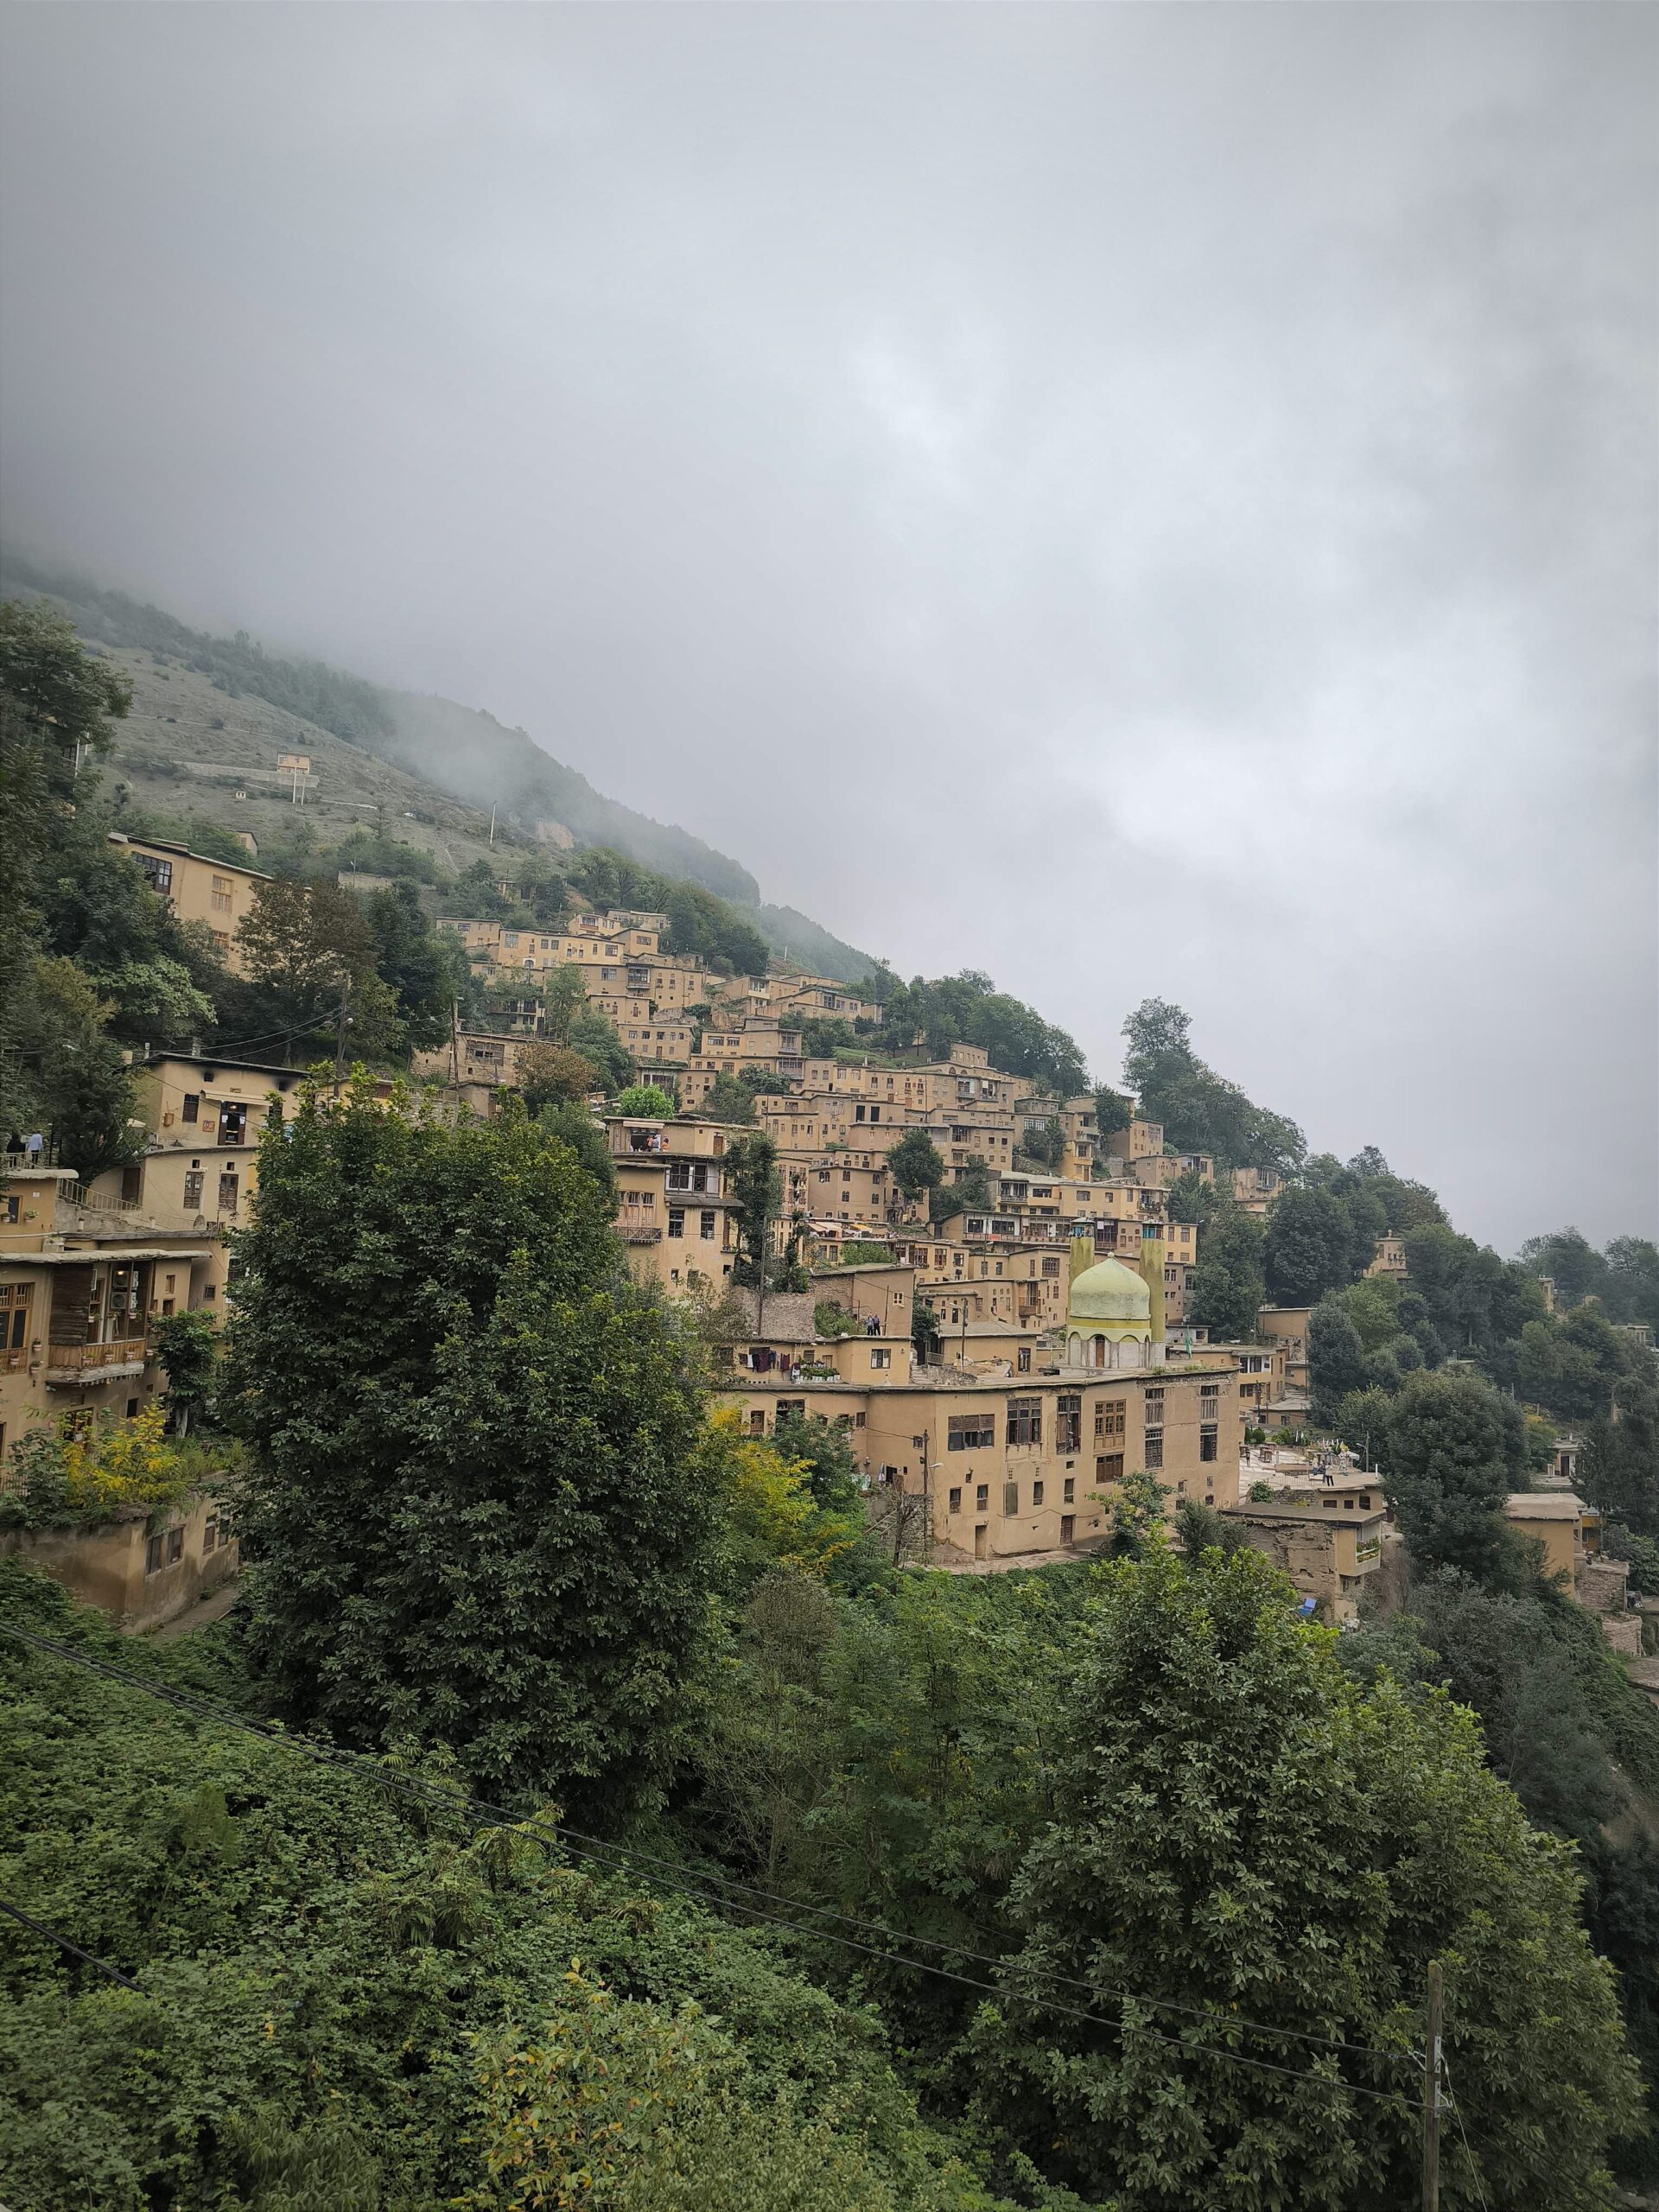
[[45, 1335, 151, 1376]]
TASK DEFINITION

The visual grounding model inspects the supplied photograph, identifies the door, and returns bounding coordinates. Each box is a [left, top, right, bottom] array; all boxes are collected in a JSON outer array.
[[974, 1523, 988, 1560], [1060, 1515, 1076, 1545]]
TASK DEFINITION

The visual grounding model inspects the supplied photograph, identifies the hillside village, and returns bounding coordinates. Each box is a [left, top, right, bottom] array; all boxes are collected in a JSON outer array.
[[6, 808, 1653, 1630], [5, 596, 1659, 2209]]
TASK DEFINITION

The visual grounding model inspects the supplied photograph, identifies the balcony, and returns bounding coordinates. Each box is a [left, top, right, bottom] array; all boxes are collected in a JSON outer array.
[[45, 1335, 152, 1386], [620, 1225, 663, 1244]]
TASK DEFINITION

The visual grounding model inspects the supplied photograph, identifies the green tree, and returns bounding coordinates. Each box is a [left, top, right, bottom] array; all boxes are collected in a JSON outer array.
[[772, 1408, 863, 1517], [727, 1133, 783, 1294], [7, 957, 143, 1179], [1582, 1374, 1659, 1538], [567, 1003, 633, 1093], [223, 1087, 718, 1821], [935, 1154, 992, 1223], [0, 599, 131, 776], [1164, 1166, 1221, 1226], [518, 1041, 601, 1113], [234, 876, 378, 1056], [362, 880, 466, 1050], [696, 1070, 779, 1125], [912, 1294, 943, 1367], [534, 1097, 617, 1200], [1308, 1299, 1367, 1424], [539, 962, 589, 1043], [969, 1542, 1641, 2211], [1263, 1185, 1357, 1306], [0, 602, 134, 1139], [1122, 999, 1306, 1174], [887, 1128, 946, 1205], [1382, 1370, 1522, 1581], [1334, 1386, 1395, 1471], [1518, 1227, 1607, 1311], [151, 1310, 219, 1437], [1188, 1205, 1266, 1342], [612, 1082, 675, 1118]]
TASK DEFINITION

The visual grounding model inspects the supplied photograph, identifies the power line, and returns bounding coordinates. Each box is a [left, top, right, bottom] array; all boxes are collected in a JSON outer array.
[[0, 1622, 1396, 2061], [0, 1897, 147, 1993], [0, 1620, 1426, 2111], [1442, 2056, 1490, 2212], [0, 1622, 1406, 2065]]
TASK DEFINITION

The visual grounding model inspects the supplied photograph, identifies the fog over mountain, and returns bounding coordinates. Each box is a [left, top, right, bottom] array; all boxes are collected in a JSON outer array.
[[2, 3, 1653, 1248]]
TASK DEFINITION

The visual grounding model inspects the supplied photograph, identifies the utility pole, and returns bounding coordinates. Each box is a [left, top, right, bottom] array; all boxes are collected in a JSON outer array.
[[450, 996, 461, 1085], [334, 981, 351, 1084], [1422, 1959, 1443, 2212]]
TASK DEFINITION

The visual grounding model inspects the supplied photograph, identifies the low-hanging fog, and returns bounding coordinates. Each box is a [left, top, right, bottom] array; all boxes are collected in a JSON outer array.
[[1, 3, 1653, 1249]]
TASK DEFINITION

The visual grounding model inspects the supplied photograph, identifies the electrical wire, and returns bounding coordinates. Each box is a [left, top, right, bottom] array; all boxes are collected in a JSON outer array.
[[0, 1621, 1408, 2065], [0, 1897, 147, 1993], [2, 1626, 1382, 2050], [0, 1619, 1427, 2111], [1441, 2056, 1491, 2212]]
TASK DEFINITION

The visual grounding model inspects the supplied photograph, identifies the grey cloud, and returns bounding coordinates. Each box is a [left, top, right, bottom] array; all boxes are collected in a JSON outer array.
[[1, 2, 1653, 1247]]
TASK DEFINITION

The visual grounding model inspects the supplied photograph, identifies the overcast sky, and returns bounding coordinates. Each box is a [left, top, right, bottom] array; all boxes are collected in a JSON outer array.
[[3, 4, 1654, 1249]]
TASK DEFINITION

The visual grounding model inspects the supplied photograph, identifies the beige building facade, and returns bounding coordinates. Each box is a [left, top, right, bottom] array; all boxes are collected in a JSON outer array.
[[114, 833, 270, 974]]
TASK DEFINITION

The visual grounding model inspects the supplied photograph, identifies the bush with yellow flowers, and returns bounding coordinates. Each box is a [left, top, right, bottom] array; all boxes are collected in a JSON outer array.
[[0, 1402, 194, 1529]]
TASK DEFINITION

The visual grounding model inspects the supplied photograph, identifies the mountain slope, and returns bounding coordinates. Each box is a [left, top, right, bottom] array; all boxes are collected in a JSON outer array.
[[3, 553, 880, 979]]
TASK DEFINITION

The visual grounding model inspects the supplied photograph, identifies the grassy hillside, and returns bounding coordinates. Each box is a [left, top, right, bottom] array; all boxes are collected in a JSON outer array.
[[2, 553, 877, 978], [88, 645, 518, 876]]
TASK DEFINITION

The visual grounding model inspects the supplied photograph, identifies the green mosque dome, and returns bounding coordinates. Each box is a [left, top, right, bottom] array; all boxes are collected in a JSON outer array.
[[1067, 1256, 1152, 1325]]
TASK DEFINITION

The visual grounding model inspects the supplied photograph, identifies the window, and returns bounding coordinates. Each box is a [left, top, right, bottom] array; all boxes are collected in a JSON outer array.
[[1145, 1388, 1165, 1417], [1095, 1398, 1126, 1441], [1032, 1478, 1046, 1507], [949, 1486, 963, 1515], [948, 1414, 995, 1451], [218, 1173, 239, 1217], [210, 874, 234, 915], [181, 1092, 200, 1123], [871, 1347, 891, 1370], [1063, 1476, 1075, 1503], [1042, 1255, 1061, 1276], [145, 1533, 164, 1575], [700, 1211, 716, 1240], [183, 1170, 204, 1211], [2, 1194, 16, 1224], [1017, 1346, 1032, 1373], [1002, 1482, 1020, 1516], [1056, 1394, 1082, 1452], [976, 1483, 989, 1510], [166, 1526, 185, 1566], [1007, 1397, 1042, 1447], [136, 852, 174, 893], [202, 1516, 218, 1554], [0, 1285, 32, 1357], [1145, 1428, 1164, 1471], [1200, 1426, 1218, 1462], [668, 1209, 685, 1236], [1096, 1452, 1124, 1482]]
